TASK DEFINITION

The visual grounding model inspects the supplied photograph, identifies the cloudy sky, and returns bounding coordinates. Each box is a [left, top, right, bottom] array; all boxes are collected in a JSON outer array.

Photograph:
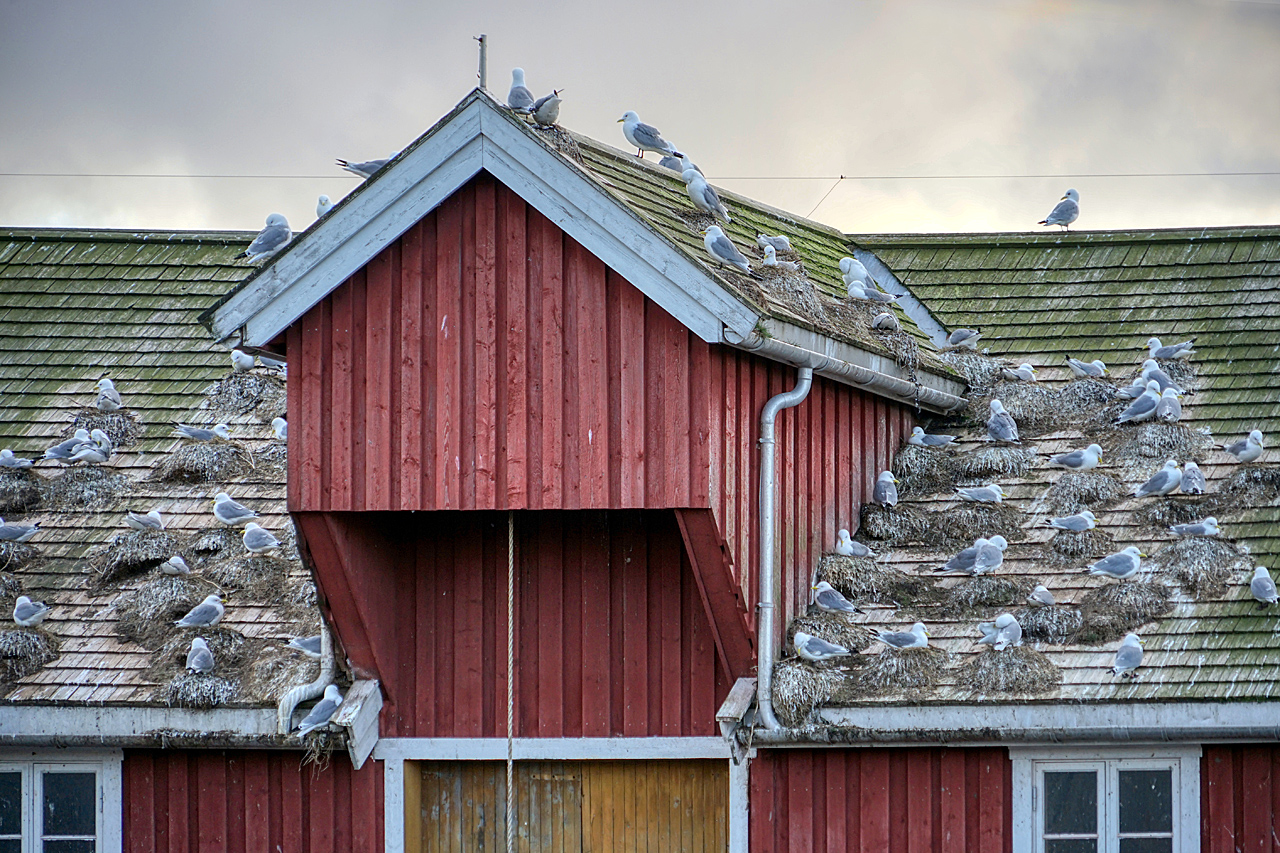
[[2, 0, 1279, 234]]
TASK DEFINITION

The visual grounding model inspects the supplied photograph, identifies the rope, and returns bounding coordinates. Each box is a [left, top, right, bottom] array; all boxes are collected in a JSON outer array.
[[505, 510, 516, 853]]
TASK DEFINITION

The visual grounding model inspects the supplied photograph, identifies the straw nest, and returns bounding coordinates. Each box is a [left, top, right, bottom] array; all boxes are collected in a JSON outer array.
[[860, 502, 1024, 550], [91, 529, 179, 586], [1217, 464, 1280, 502], [1014, 605, 1084, 644], [153, 441, 250, 484], [957, 646, 1061, 695], [771, 658, 849, 727], [0, 470, 42, 516], [0, 572, 19, 603], [1073, 582, 1172, 644], [841, 646, 948, 698], [1131, 498, 1207, 531], [0, 629, 60, 686], [183, 528, 243, 568], [163, 672, 239, 709], [203, 553, 294, 602], [894, 445, 1034, 497], [206, 372, 287, 423], [252, 443, 288, 481], [70, 409, 142, 448], [939, 350, 1003, 395], [241, 645, 319, 704], [1110, 423, 1210, 472], [1042, 471, 1123, 514], [0, 543, 39, 573], [970, 379, 1118, 438], [43, 466, 128, 510], [1155, 358, 1197, 389], [787, 610, 872, 655], [817, 554, 940, 608], [115, 575, 222, 650], [1152, 537, 1251, 598], [1050, 528, 1115, 561], [151, 626, 251, 678], [942, 576, 1033, 616]]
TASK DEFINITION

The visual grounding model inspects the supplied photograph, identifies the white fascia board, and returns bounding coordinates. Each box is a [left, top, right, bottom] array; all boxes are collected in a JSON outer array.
[[0, 705, 278, 743], [373, 736, 730, 762]]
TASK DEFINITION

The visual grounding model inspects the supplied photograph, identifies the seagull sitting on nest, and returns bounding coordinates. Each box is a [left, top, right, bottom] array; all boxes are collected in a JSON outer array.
[[683, 169, 731, 223], [869, 622, 929, 650], [871, 311, 900, 332], [812, 581, 864, 615], [757, 234, 792, 253], [955, 483, 1005, 503], [947, 328, 981, 349], [873, 471, 899, 507], [231, 349, 256, 372], [295, 684, 344, 736], [1169, 517, 1219, 537], [174, 423, 231, 442], [1087, 546, 1144, 581], [242, 523, 282, 555], [95, 378, 123, 412], [986, 400, 1020, 443], [908, 426, 956, 448], [1065, 357, 1107, 378], [175, 594, 225, 628], [125, 509, 164, 530], [762, 245, 800, 272], [1002, 363, 1037, 382], [1180, 461, 1206, 494], [161, 555, 191, 575], [186, 637, 215, 674], [1133, 459, 1182, 498], [794, 631, 849, 662], [13, 595, 50, 627], [1115, 381, 1161, 424], [1028, 585, 1056, 606], [835, 529, 875, 558], [1048, 444, 1103, 471], [1044, 510, 1096, 531]]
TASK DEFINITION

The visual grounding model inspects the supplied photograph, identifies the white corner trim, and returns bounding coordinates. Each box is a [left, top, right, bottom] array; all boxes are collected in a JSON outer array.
[[373, 736, 730, 762], [0, 706, 279, 743], [728, 755, 750, 853], [384, 757, 405, 853]]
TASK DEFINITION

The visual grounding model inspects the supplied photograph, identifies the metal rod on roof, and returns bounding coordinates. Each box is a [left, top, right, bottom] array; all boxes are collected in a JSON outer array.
[[476, 34, 488, 90]]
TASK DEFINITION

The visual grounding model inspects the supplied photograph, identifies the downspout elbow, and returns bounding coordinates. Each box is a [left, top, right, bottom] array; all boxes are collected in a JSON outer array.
[[277, 618, 336, 734]]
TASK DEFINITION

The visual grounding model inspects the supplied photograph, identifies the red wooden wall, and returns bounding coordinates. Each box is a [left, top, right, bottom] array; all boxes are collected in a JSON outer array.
[[749, 747, 1012, 852], [123, 749, 382, 853], [1201, 744, 1280, 851], [297, 509, 729, 738]]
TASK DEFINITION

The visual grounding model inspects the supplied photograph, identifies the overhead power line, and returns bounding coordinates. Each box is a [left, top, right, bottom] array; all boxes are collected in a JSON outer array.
[[0, 170, 1278, 181]]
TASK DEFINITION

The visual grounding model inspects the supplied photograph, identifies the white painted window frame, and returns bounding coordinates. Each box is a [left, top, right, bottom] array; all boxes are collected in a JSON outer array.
[[1010, 745, 1200, 853], [0, 749, 122, 853], [375, 737, 748, 853]]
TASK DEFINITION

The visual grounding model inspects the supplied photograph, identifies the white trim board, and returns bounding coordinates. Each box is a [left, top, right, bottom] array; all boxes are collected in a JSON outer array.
[[0, 706, 278, 744], [373, 736, 730, 762]]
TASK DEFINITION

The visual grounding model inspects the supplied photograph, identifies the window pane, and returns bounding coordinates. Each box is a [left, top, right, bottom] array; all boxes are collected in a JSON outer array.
[[0, 841, 18, 853], [1118, 769, 1172, 833], [42, 841, 95, 853], [1045, 771, 1098, 834], [0, 772, 19, 835], [1046, 841, 1098, 853], [1119, 839, 1173, 853], [42, 772, 96, 835]]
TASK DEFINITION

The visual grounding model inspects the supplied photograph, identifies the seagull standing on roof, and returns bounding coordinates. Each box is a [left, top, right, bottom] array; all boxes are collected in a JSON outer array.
[[0, 450, 33, 469], [1045, 510, 1097, 531], [95, 378, 122, 412], [618, 111, 681, 159], [701, 226, 752, 274], [979, 613, 1022, 650], [186, 637, 215, 674], [1180, 461, 1206, 494], [231, 349, 256, 372], [13, 596, 50, 627], [812, 580, 864, 615], [174, 423, 231, 441], [1224, 430, 1264, 463], [935, 537, 990, 574], [1088, 546, 1145, 581], [835, 529, 875, 558], [213, 493, 259, 527], [955, 483, 1005, 503], [271, 418, 288, 440], [295, 684, 344, 736], [987, 400, 1020, 443], [316, 195, 333, 217], [1134, 460, 1182, 498], [1111, 632, 1144, 677], [908, 426, 957, 448], [1140, 360, 1182, 394], [1156, 388, 1182, 422], [242, 523, 282, 555], [873, 471, 899, 506], [1065, 357, 1107, 378], [506, 68, 535, 113], [794, 631, 850, 662], [531, 90, 562, 126], [175, 594, 225, 628], [683, 169, 731, 223], [125, 509, 165, 530], [336, 155, 396, 180], [1039, 189, 1080, 230], [839, 256, 874, 290], [1147, 337, 1195, 360], [1002, 363, 1037, 382], [758, 234, 793, 253], [234, 214, 291, 262], [1251, 566, 1278, 605]]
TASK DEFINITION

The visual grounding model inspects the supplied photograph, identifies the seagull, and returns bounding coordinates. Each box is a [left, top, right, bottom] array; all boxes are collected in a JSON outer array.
[[1048, 444, 1103, 471], [95, 378, 123, 412], [186, 637, 215, 674], [213, 492, 259, 526], [1224, 430, 1264, 463], [851, 282, 899, 304], [234, 214, 291, 262], [68, 429, 112, 464], [757, 234, 793, 253], [42, 429, 91, 462], [873, 471, 899, 507], [0, 450, 33, 469], [870, 622, 929, 650], [793, 631, 850, 662], [1111, 632, 1144, 677], [658, 154, 684, 171], [531, 90, 562, 127], [295, 684, 344, 736], [1251, 566, 1278, 606], [287, 635, 323, 659], [242, 522, 282, 554], [336, 155, 396, 179], [1147, 337, 1195, 360], [839, 256, 874, 290], [231, 349, 256, 372], [947, 329, 982, 349], [0, 520, 39, 543], [1170, 517, 1220, 537], [1002, 363, 1037, 382], [1087, 546, 1145, 581], [1065, 357, 1107, 378], [1154, 388, 1183, 422], [1028, 585, 1056, 606], [812, 580, 864, 615], [316, 195, 333, 217], [987, 400, 1020, 443], [701, 226, 752, 274], [683, 169, 731, 223], [1115, 381, 1161, 424], [1116, 378, 1149, 400], [1134, 460, 1182, 498], [271, 417, 288, 440], [175, 594, 225, 628], [125, 509, 165, 530], [1140, 360, 1182, 394], [936, 535, 1008, 574], [984, 613, 1022, 650], [1180, 461, 1206, 495], [970, 538, 1006, 575], [173, 423, 231, 442], [161, 555, 191, 575], [908, 426, 957, 448], [1039, 189, 1080, 230], [762, 245, 800, 272], [835, 529, 875, 558], [506, 68, 535, 113], [1045, 509, 1097, 532], [871, 312, 901, 332], [977, 620, 999, 645], [618, 111, 681, 159], [13, 595, 50, 627], [955, 483, 1005, 503]]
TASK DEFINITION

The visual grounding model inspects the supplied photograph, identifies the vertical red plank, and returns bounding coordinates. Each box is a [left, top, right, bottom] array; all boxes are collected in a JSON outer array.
[[608, 272, 646, 507], [907, 751, 935, 852], [243, 753, 270, 853], [561, 512, 584, 737], [1204, 748, 1236, 853], [454, 517, 484, 736], [167, 756, 190, 853], [539, 214, 565, 507], [432, 527, 456, 737], [621, 513, 649, 736], [351, 759, 381, 853], [977, 750, 1005, 853], [823, 753, 846, 853], [665, 320, 692, 507], [123, 752, 156, 853], [580, 250, 610, 507], [225, 755, 245, 853], [418, 211, 439, 508], [308, 759, 335, 852], [939, 749, 967, 853], [458, 184, 479, 509], [1240, 747, 1271, 852], [537, 513, 565, 736], [435, 190, 463, 509], [580, 512, 611, 736], [398, 221, 424, 508], [415, 527, 437, 737], [688, 337, 712, 509], [365, 248, 395, 510], [787, 751, 815, 853], [859, 751, 890, 853], [658, 524, 682, 734], [287, 319, 308, 509], [500, 186, 529, 508], [279, 756, 305, 853], [473, 177, 499, 508], [329, 279, 354, 511]]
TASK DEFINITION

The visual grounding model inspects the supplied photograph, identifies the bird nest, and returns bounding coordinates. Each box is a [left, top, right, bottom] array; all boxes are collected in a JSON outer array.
[[114, 575, 222, 650], [1109, 423, 1210, 470], [42, 466, 129, 510], [1014, 606, 1084, 644], [69, 409, 142, 448], [1042, 471, 1123, 514], [163, 672, 238, 709], [241, 645, 319, 704], [941, 576, 1033, 616], [953, 447, 1037, 484], [252, 443, 288, 481], [1072, 582, 1172, 644], [1050, 528, 1115, 561], [0, 470, 42, 516], [1153, 358, 1197, 389], [1130, 498, 1207, 531], [91, 529, 180, 586], [0, 629, 60, 686], [532, 125, 584, 164], [205, 372, 287, 423], [817, 554, 941, 608], [0, 572, 19, 602], [787, 610, 873, 655], [972, 382, 1061, 435], [841, 646, 948, 698], [183, 528, 243, 566], [202, 553, 295, 603], [150, 626, 252, 678], [938, 350, 1003, 395], [153, 442, 250, 484], [770, 658, 848, 727], [0, 543, 39, 573], [957, 646, 1061, 695], [859, 502, 1024, 550], [893, 445, 1034, 498], [1152, 538, 1251, 598], [1217, 465, 1280, 502], [859, 503, 931, 544]]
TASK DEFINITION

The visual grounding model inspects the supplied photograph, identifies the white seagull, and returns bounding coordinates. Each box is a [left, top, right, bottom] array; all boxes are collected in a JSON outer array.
[[506, 68, 535, 112], [175, 594, 225, 628], [1087, 546, 1145, 581], [1065, 357, 1107, 378], [230, 349, 256, 372], [618, 111, 681, 159], [1028, 585, 1056, 606], [1111, 632, 1144, 677], [955, 483, 1005, 503], [125, 509, 164, 531], [1224, 430, 1264, 463], [1147, 337, 1195, 360], [295, 684, 344, 736], [683, 169, 731, 223], [1045, 510, 1097, 532], [871, 622, 929, 650], [173, 423, 231, 441], [1251, 566, 1278, 606], [271, 417, 288, 440], [873, 471, 899, 507], [234, 214, 291, 262], [242, 522, 281, 554], [13, 595, 50, 627], [161, 555, 191, 575], [316, 195, 333, 217], [701, 226, 752, 274], [987, 400, 1020, 443], [213, 492, 259, 527], [908, 426, 957, 448], [1133, 460, 1182, 498], [835, 529, 875, 558], [1039, 189, 1080, 230], [812, 580, 863, 615], [1169, 517, 1219, 537], [1048, 444, 1103, 471], [186, 637, 215, 673], [794, 631, 850, 662], [95, 378, 123, 412]]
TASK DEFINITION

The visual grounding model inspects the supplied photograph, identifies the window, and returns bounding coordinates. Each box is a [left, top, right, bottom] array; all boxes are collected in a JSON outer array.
[[1011, 747, 1199, 853], [0, 753, 121, 853]]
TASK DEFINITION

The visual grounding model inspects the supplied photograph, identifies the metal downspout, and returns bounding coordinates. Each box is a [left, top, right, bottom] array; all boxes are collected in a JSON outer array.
[[755, 367, 813, 730]]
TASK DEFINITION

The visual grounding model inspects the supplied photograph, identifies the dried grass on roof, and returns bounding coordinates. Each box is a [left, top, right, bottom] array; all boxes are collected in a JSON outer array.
[[203, 553, 294, 603], [152, 628, 258, 708], [70, 409, 142, 448], [153, 441, 249, 484], [1014, 606, 1084, 644], [115, 575, 222, 650], [817, 554, 941, 607], [1050, 528, 1115, 561], [893, 446, 954, 496], [859, 503, 931, 544], [164, 672, 238, 709], [1073, 582, 1172, 644], [1056, 380, 1124, 431], [91, 529, 180, 586], [1154, 358, 1197, 389], [1153, 537, 1251, 598], [251, 443, 288, 481], [939, 350, 1002, 394], [1217, 464, 1280, 502], [242, 645, 318, 704], [0, 470, 42, 516], [302, 731, 339, 769], [206, 372, 287, 423], [976, 382, 1060, 435], [788, 610, 872, 655], [1110, 423, 1211, 470], [952, 447, 1037, 484], [0, 572, 19, 602], [894, 445, 1035, 498], [533, 124, 584, 164], [0, 629, 59, 686], [933, 502, 1027, 548], [844, 646, 948, 698], [771, 658, 848, 727], [183, 528, 243, 567], [1131, 498, 1206, 531], [1042, 471, 1123, 513], [957, 646, 1061, 695], [941, 576, 1033, 616], [0, 543, 38, 573], [42, 466, 128, 510]]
